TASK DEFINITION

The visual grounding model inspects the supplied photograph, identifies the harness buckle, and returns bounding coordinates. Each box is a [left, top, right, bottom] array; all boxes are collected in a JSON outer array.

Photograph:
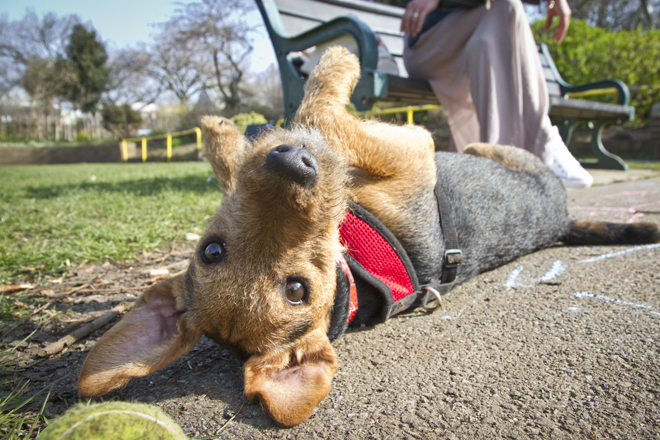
[[421, 286, 443, 312], [444, 249, 462, 269]]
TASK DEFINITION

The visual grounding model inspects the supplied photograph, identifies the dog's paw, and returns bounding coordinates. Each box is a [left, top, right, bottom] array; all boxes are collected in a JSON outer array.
[[464, 142, 500, 159], [465, 142, 545, 176], [302, 46, 361, 106], [202, 115, 241, 140]]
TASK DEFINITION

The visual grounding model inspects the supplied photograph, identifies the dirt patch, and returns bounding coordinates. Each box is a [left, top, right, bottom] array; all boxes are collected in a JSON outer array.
[[0, 144, 122, 165], [0, 143, 202, 165], [4, 178, 660, 439]]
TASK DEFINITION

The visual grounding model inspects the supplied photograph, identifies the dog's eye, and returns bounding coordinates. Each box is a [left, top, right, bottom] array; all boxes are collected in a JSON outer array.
[[285, 279, 307, 305], [201, 241, 225, 264]]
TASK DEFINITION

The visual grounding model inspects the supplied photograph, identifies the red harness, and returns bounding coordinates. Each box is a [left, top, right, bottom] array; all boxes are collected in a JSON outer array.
[[337, 197, 462, 326]]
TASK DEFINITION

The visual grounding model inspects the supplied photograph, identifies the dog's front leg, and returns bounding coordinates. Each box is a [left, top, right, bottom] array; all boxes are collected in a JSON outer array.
[[294, 47, 436, 184], [294, 47, 437, 235]]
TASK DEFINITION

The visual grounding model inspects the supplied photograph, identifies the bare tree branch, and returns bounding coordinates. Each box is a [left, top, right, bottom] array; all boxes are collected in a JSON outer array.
[[0, 10, 79, 90], [166, 0, 259, 112], [146, 21, 211, 106], [104, 46, 162, 108]]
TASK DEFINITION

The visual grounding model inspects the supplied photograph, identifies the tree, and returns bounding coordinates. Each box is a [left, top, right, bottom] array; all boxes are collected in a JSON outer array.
[[105, 47, 162, 109], [64, 24, 110, 113], [147, 24, 210, 106], [570, 0, 659, 31], [0, 10, 79, 103], [21, 56, 76, 105], [245, 63, 284, 121], [166, 0, 258, 112], [101, 103, 143, 137]]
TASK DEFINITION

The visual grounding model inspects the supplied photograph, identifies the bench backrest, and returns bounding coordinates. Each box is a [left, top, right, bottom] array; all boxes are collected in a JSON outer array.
[[538, 43, 566, 98], [266, 1, 562, 89], [272, 0, 409, 77]]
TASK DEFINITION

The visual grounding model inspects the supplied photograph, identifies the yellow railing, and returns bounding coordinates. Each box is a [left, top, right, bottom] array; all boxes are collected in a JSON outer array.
[[120, 127, 202, 162], [567, 84, 660, 99], [357, 85, 659, 121], [361, 104, 443, 124], [566, 88, 618, 99]]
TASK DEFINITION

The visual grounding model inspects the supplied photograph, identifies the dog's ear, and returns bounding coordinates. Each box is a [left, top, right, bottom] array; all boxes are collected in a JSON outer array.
[[201, 115, 248, 193], [78, 275, 202, 397], [243, 329, 338, 427]]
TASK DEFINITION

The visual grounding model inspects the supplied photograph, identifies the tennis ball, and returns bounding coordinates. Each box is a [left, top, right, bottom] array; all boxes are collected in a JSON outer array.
[[38, 401, 188, 440]]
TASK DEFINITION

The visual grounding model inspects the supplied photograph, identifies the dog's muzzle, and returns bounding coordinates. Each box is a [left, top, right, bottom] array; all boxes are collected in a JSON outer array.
[[264, 144, 318, 187]]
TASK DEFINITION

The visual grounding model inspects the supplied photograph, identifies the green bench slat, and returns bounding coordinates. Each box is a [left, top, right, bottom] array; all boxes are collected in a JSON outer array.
[[549, 96, 634, 120]]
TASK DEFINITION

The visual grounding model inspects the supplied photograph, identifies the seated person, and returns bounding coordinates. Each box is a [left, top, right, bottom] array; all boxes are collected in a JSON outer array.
[[401, 0, 593, 188]]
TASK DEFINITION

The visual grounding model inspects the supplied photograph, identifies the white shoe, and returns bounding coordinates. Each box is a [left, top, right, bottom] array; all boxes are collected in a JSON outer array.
[[544, 126, 593, 188]]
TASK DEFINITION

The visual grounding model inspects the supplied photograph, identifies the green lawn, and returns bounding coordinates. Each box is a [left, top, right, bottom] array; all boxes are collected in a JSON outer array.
[[628, 161, 660, 170], [0, 162, 221, 284]]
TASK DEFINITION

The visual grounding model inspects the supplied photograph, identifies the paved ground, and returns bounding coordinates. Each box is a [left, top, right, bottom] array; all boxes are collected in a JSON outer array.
[[15, 169, 660, 439]]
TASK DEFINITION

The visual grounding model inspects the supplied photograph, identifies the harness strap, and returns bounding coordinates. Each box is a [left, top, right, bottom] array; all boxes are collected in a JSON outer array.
[[416, 187, 463, 309], [436, 187, 462, 287]]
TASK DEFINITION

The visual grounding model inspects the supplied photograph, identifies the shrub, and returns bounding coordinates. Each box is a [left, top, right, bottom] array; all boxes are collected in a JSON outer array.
[[533, 20, 660, 125], [75, 131, 92, 143], [229, 111, 268, 132], [101, 104, 143, 138]]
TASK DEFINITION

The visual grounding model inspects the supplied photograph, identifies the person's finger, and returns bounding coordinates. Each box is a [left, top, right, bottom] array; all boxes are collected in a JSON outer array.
[[552, 0, 571, 43], [553, 17, 569, 43], [401, 7, 414, 35], [401, 0, 440, 37], [412, 10, 426, 36]]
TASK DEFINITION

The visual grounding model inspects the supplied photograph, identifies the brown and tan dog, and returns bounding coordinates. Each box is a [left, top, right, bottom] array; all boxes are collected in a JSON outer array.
[[78, 47, 659, 427]]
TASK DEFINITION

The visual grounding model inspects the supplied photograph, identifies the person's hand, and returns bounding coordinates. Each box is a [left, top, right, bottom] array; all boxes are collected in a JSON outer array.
[[400, 0, 441, 37], [545, 0, 571, 43]]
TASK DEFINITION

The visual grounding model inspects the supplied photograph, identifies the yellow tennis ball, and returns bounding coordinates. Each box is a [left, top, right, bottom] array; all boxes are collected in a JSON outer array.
[[38, 401, 188, 440]]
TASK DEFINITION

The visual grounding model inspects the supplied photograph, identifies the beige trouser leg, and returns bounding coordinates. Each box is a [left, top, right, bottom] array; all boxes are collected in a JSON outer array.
[[403, 0, 553, 159]]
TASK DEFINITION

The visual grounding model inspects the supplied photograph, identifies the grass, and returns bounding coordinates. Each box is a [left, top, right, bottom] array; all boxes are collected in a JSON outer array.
[[627, 160, 660, 170], [0, 161, 221, 436], [0, 162, 222, 284], [0, 329, 76, 439]]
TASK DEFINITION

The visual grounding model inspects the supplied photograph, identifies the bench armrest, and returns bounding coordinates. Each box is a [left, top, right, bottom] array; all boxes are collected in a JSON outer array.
[[539, 43, 631, 106], [276, 17, 380, 71], [561, 79, 631, 107], [257, 0, 387, 118], [256, 0, 379, 72]]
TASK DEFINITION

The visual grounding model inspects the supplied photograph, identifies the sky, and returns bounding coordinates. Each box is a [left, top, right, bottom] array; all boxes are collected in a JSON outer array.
[[0, 0, 544, 74], [0, 0, 277, 72]]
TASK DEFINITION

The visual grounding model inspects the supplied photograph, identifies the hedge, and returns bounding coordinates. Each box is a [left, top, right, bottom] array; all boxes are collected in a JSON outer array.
[[532, 19, 660, 125]]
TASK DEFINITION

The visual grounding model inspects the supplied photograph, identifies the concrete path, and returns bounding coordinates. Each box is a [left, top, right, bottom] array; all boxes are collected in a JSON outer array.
[[588, 168, 660, 187], [118, 172, 660, 439]]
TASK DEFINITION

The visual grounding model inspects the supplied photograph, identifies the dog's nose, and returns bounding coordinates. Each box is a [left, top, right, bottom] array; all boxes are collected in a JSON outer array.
[[264, 144, 318, 187]]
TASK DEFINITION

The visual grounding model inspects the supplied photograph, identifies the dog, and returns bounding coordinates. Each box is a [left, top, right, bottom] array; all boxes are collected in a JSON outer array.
[[78, 47, 660, 427]]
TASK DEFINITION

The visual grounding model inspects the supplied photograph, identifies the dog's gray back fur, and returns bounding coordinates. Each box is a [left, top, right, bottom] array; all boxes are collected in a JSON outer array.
[[396, 151, 570, 286]]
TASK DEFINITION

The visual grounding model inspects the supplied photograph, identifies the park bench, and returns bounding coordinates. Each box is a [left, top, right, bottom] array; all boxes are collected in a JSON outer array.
[[256, 0, 635, 170]]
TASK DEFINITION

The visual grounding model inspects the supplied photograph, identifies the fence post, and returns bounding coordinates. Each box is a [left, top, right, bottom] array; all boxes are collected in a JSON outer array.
[[195, 127, 202, 150], [141, 138, 147, 162], [167, 135, 172, 162], [121, 140, 128, 162], [407, 106, 414, 125]]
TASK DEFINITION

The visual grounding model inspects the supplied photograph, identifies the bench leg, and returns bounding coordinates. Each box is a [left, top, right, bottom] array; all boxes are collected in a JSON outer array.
[[588, 121, 628, 171], [557, 117, 577, 145], [282, 79, 305, 123]]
